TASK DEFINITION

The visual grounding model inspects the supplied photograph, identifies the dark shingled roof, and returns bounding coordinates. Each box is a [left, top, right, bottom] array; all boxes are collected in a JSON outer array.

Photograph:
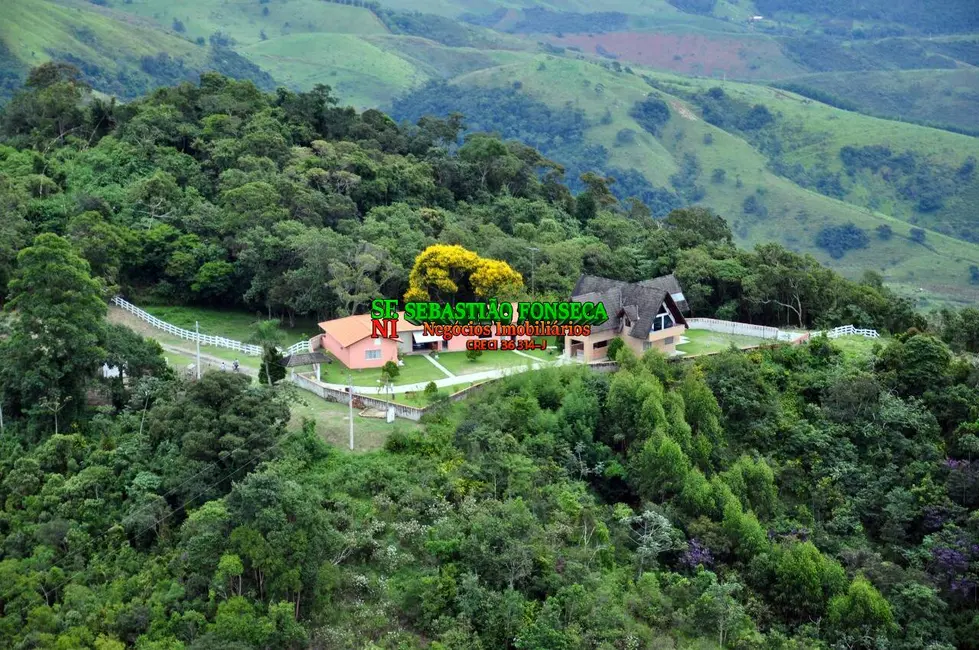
[[637, 274, 688, 313], [571, 274, 688, 340], [280, 351, 333, 367]]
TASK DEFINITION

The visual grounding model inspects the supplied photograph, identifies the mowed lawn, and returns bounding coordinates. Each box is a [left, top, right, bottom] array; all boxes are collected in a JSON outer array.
[[437, 349, 539, 376], [142, 304, 319, 347], [289, 394, 420, 451], [827, 334, 884, 364], [518, 336, 562, 361], [676, 329, 773, 356], [317, 354, 445, 388]]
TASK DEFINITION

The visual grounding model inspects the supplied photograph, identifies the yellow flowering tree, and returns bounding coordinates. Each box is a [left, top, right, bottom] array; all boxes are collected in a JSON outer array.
[[405, 244, 523, 303]]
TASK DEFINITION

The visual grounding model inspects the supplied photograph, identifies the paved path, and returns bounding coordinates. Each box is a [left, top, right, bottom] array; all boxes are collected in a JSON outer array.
[[312, 356, 573, 395], [512, 349, 540, 361], [161, 343, 259, 377], [421, 353, 455, 378]]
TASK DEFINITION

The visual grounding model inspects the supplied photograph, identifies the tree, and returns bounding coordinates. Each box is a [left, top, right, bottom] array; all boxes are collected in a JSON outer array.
[[620, 508, 678, 578], [405, 245, 523, 303], [755, 541, 847, 623], [67, 212, 132, 287], [0, 234, 106, 434], [876, 334, 952, 397], [259, 347, 286, 386], [664, 207, 733, 247], [910, 227, 927, 244], [249, 320, 285, 386], [192, 261, 236, 300], [606, 337, 625, 361], [629, 95, 671, 135], [1, 63, 90, 145], [381, 360, 400, 383], [328, 242, 399, 317], [694, 573, 747, 649], [148, 372, 290, 504], [815, 223, 869, 259], [828, 575, 896, 647]]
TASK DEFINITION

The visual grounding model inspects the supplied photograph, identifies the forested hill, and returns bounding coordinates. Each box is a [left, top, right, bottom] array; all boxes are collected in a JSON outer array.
[[1, 67, 979, 649], [0, 64, 928, 333]]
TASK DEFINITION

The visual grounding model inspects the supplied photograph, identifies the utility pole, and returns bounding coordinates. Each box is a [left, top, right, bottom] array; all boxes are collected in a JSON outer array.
[[527, 247, 540, 299], [195, 321, 201, 380], [348, 373, 354, 451]]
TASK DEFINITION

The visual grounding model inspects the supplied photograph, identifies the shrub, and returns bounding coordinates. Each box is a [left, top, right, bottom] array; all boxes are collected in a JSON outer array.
[[630, 95, 671, 136], [876, 224, 893, 240], [616, 128, 637, 145], [466, 348, 483, 362], [815, 223, 869, 259], [607, 337, 625, 360], [381, 360, 400, 381], [909, 227, 926, 244]]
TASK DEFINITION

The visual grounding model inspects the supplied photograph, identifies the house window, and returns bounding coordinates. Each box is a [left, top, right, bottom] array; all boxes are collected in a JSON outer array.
[[665, 336, 675, 345], [594, 340, 609, 350], [643, 341, 652, 351], [652, 305, 675, 332], [365, 349, 382, 360]]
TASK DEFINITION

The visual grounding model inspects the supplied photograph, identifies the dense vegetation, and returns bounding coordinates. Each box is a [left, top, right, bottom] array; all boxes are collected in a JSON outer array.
[[0, 66, 927, 331], [1, 237, 978, 647], [1, 67, 979, 649], [391, 82, 684, 216]]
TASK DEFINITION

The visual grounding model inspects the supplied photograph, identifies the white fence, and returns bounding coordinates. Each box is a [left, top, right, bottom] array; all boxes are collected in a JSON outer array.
[[111, 296, 311, 356], [687, 318, 879, 342], [814, 324, 880, 339], [686, 318, 797, 342]]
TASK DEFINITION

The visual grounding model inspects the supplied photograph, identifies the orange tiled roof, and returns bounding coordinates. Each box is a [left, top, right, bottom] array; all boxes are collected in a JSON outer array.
[[318, 312, 422, 347]]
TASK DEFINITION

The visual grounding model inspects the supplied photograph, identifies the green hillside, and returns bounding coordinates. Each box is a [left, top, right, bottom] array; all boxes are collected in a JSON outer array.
[[776, 68, 979, 135], [116, 0, 389, 46], [648, 74, 979, 243], [2, 0, 977, 306], [241, 33, 427, 108], [432, 56, 979, 304], [0, 0, 208, 98], [366, 34, 531, 79]]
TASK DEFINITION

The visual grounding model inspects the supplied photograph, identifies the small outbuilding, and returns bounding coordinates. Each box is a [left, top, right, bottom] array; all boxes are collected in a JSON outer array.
[[280, 351, 333, 381]]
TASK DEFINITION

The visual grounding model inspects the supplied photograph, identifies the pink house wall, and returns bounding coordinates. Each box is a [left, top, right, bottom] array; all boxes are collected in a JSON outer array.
[[320, 332, 399, 369]]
